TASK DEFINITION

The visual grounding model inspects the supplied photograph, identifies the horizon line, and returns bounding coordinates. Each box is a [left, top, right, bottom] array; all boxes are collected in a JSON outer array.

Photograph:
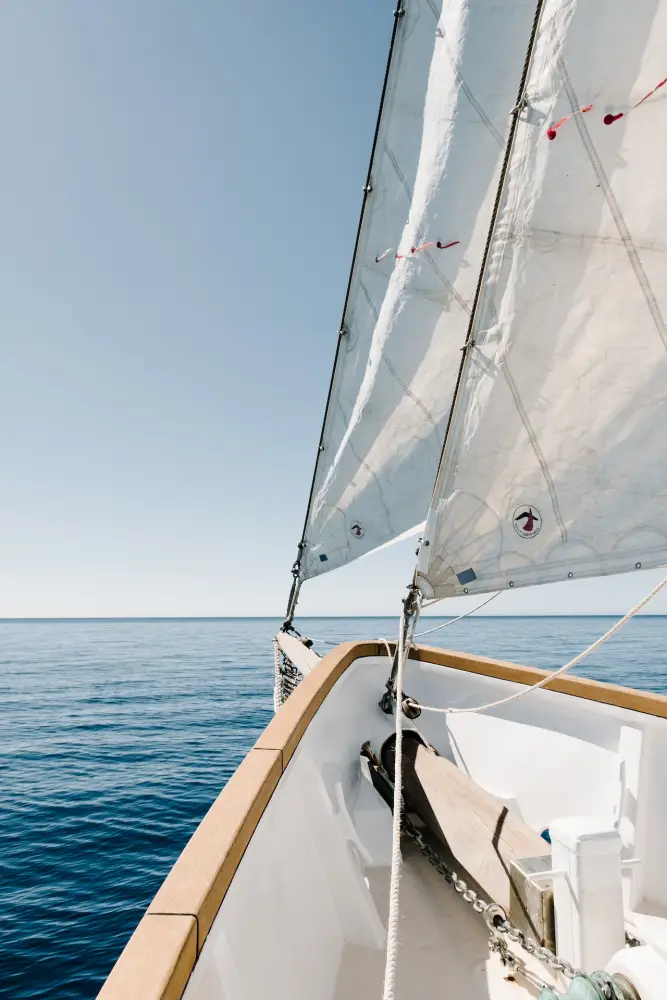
[[2, 614, 667, 622]]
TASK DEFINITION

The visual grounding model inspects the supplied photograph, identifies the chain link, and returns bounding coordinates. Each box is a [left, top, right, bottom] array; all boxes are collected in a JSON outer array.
[[403, 818, 581, 980]]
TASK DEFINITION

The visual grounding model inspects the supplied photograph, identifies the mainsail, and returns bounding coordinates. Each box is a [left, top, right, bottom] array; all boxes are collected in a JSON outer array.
[[417, 0, 667, 599], [295, 0, 542, 584]]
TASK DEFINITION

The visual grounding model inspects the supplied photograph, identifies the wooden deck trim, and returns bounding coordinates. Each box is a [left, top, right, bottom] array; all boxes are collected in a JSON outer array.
[[254, 640, 380, 765], [97, 914, 197, 1000], [96, 640, 383, 999], [412, 643, 667, 720], [97, 637, 667, 999]]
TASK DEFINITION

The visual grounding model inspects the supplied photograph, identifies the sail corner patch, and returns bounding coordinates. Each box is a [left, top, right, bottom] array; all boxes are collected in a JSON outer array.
[[456, 568, 477, 585]]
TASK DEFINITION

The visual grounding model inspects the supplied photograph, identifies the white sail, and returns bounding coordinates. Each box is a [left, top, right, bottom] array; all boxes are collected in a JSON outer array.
[[299, 0, 541, 580], [417, 0, 667, 599]]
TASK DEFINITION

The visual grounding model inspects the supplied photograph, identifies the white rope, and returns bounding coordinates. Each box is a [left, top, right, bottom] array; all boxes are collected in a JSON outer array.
[[414, 590, 502, 638], [406, 572, 667, 717], [378, 637, 394, 660], [381, 593, 421, 1000], [381, 620, 407, 1000]]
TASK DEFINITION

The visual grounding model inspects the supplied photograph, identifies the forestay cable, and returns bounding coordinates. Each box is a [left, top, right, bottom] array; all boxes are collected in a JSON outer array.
[[405, 573, 667, 717], [414, 590, 501, 638], [295, 591, 502, 651]]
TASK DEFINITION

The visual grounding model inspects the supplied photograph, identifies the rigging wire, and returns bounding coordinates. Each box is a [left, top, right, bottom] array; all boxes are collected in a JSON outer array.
[[422, 0, 548, 516], [405, 571, 667, 717], [292, 591, 502, 650], [413, 590, 502, 637], [282, 3, 406, 627]]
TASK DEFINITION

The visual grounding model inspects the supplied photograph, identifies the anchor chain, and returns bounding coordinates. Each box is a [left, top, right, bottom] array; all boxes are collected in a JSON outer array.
[[402, 817, 581, 980], [365, 741, 641, 991], [402, 816, 640, 998]]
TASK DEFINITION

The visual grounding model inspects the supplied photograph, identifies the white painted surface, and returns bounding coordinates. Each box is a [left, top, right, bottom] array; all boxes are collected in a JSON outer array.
[[183, 654, 667, 998], [617, 725, 646, 909], [607, 945, 667, 1000], [275, 631, 320, 675], [550, 818, 625, 970], [445, 711, 620, 833]]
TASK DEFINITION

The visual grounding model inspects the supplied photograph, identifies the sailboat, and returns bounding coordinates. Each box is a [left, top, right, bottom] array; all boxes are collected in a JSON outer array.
[[99, 1, 667, 998]]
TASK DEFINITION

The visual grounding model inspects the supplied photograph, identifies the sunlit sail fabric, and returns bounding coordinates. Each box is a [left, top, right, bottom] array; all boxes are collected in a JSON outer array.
[[417, 0, 667, 599], [301, 0, 539, 580]]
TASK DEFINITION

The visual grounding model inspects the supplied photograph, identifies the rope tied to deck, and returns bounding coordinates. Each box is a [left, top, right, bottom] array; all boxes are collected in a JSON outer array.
[[404, 572, 667, 718]]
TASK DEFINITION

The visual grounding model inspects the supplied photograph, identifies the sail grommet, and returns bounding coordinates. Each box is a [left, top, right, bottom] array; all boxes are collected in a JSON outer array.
[[568, 572, 574, 579], [509, 581, 514, 588], [636, 562, 642, 569]]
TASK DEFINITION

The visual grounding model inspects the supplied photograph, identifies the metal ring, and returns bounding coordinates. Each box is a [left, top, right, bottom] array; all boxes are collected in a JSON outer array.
[[484, 903, 507, 931]]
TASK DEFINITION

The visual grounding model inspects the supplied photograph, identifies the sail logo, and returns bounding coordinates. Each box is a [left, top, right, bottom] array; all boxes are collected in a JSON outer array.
[[350, 521, 365, 539], [513, 506, 542, 539]]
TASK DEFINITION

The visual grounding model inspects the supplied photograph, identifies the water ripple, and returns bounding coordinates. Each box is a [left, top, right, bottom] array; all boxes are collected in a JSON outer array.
[[1, 616, 666, 998]]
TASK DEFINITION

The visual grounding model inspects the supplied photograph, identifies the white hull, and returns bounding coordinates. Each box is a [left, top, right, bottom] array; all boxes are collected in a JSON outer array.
[[98, 642, 667, 999]]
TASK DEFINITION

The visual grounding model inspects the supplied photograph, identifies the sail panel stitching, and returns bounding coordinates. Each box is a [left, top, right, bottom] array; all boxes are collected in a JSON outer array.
[[359, 278, 379, 321], [346, 436, 394, 534], [358, 280, 441, 437], [559, 59, 667, 354], [381, 354, 440, 436], [383, 142, 413, 204], [426, 0, 504, 147], [423, 248, 470, 313], [499, 359, 567, 542]]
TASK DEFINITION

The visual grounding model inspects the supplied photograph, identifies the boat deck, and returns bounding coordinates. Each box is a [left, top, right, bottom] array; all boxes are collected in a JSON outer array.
[[335, 840, 543, 999], [98, 644, 667, 1000]]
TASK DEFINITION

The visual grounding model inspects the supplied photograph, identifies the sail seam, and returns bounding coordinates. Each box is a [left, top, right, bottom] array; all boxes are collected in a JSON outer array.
[[383, 142, 413, 203], [498, 359, 567, 543], [346, 436, 394, 534], [424, 0, 548, 510], [426, 0, 504, 147], [422, 248, 470, 314], [358, 277, 380, 321], [560, 58, 667, 354], [382, 354, 440, 435], [358, 278, 440, 436], [524, 227, 667, 252]]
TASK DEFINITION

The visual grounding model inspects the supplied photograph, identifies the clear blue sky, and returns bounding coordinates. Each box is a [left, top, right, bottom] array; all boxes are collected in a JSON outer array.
[[1, 1, 665, 618]]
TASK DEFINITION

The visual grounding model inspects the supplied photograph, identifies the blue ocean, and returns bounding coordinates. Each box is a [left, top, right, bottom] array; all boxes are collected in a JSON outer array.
[[2, 616, 667, 999]]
